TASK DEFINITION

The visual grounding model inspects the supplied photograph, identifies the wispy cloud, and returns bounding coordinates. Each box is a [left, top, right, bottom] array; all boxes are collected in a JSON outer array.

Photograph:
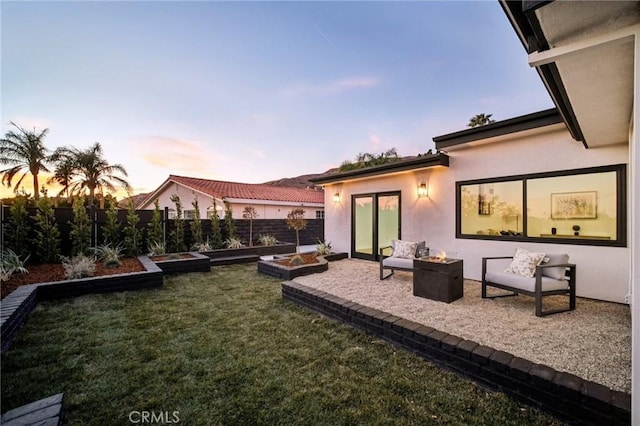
[[282, 76, 381, 98], [137, 136, 224, 176], [370, 134, 382, 150]]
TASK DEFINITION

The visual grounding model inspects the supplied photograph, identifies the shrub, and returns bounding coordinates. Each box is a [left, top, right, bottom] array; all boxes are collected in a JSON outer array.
[[315, 240, 332, 256], [102, 199, 121, 246], [223, 201, 236, 240], [148, 241, 166, 256], [93, 244, 122, 268], [123, 199, 142, 256], [169, 194, 186, 253], [5, 194, 31, 259], [70, 197, 91, 256], [192, 238, 213, 252], [258, 234, 278, 246], [190, 197, 203, 247], [0, 248, 29, 282], [288, 254, 305, 266], [209, 199, 224, 249], [61, 254, 96, 279], [147, 199, 163, 247], [33, 192, 61, 264], [225, 237, 244, 249]]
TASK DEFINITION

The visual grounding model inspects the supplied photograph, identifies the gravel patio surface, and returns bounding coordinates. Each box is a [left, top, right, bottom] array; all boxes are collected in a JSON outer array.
[[294, 258, 631, 394]]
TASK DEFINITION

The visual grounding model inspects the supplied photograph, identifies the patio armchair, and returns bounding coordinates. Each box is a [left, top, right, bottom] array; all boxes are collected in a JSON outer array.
[[379, 240, 427, 280], [482, 253, 576, 317]]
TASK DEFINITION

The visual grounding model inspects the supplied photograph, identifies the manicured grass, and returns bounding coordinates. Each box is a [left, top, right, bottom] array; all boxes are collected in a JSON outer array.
[[1, 264, 564, 425]]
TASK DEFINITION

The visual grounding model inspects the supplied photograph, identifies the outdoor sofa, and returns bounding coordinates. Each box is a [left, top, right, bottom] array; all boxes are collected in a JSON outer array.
[[482, 250, 576, 317], [379, 240, 427, 280]]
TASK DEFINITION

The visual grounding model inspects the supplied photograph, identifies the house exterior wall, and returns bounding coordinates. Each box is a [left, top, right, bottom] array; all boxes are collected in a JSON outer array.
[[324, 126, 630, 303], [147, 182, 324, 220]]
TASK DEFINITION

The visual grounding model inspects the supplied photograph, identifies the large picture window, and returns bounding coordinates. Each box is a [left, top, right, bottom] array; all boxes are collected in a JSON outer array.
[[456, 164, 626, 246]]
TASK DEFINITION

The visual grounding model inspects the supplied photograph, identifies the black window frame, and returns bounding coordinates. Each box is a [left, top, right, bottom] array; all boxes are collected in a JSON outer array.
[[456, 164, 627, 247]]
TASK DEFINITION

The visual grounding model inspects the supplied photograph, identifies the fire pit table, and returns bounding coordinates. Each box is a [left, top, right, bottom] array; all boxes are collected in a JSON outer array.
[[413, 256, 463, 303]]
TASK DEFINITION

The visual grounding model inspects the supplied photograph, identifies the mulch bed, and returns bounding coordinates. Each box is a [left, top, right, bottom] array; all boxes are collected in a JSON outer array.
[[1, 257, 145, 300], [274, 254, 319, 266]]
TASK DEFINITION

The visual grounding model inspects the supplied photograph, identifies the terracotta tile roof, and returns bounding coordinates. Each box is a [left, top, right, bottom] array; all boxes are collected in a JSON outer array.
[[169, 175, 324, 204]]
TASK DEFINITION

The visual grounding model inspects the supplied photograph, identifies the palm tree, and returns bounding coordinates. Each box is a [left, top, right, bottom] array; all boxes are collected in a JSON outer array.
[[54, 142, 131, 206], [47, 156, 76, 198], [0, 121, 52, 199], [468, 113, 495, 128]]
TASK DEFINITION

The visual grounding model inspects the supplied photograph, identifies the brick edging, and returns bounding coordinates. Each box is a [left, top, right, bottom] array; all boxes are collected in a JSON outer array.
[[281, 281, 631, 425]]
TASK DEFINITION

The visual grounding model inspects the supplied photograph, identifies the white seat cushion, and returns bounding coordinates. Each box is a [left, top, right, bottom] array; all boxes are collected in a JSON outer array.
[[382, 257, 413, 269], [485, 271, 568, 293]]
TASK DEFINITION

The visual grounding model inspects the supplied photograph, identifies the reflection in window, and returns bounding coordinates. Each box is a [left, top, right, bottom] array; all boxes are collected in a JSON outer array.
[[457, 164, 625, 246], [527, 171, 617, 240], [460, 181, 523, 236]]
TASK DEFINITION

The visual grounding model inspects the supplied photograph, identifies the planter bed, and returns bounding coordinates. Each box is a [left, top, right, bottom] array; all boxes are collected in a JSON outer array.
[[202, 243, 297, 260], [258, 255, 328, 280], [1, 256, 162, 355], [257, 252, 347, 280], [149, 252, 211, 274]]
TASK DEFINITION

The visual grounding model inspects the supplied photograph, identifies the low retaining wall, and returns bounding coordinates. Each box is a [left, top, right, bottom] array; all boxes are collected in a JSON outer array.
[[258, 257, 329, 280], [1, 257, 163, 355], [281, 281, 631, 426], [202, 243, 297, 259], [150, 252, 211, 275]]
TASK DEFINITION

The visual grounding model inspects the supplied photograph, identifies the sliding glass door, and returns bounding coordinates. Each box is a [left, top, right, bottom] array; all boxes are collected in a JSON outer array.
[[352, 192, 401, 260]]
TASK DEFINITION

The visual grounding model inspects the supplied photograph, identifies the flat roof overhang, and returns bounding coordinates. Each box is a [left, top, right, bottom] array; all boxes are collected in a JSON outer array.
[[433, 108, 563, 149], [309, 153, 449, 186], [500, 0, 638, 148]]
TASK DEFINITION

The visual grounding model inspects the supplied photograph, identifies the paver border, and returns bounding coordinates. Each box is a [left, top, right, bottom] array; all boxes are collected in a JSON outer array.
[[281, 280, 631, 425]]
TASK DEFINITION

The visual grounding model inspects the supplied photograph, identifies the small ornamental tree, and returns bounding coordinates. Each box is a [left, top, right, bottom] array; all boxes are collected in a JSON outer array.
[[123, 199, 142, 256], [223, 201, 236, 241], [169, 194, 186, 252], [190, 197, 203, 248], [286, 208, 307, 251], [147, 199, 163, 248], [102, 198, 121, 246], [69, 196, 91, 255], [5, 193, 31, 259], [33, 189, 61, 264], [242, 206, 258, 246], [209, 199, 223, 249]]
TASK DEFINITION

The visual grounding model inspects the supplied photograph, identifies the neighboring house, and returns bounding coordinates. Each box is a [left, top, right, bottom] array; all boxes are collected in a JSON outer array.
[[138, 175, 324, 219], [315, 2, 639, 419]]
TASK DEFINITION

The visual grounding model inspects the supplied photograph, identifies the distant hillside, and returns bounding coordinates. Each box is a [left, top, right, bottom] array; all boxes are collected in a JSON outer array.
[[262, 169, 338, 189]]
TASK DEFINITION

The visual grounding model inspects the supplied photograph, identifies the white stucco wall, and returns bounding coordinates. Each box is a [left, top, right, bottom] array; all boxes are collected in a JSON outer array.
[[324, 125, 630, 303], [145, 183, 324, 220]]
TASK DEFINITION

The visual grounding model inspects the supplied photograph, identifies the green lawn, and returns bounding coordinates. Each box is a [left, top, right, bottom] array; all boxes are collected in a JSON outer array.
[[1, 264, 564, 425]]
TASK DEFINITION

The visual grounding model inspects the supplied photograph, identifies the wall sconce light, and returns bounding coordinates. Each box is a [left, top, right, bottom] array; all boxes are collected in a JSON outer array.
[[333, 192, 341, 203], [417, 182, 429, 198]]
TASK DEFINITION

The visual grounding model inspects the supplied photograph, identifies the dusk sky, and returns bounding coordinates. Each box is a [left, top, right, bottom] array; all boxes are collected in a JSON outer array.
[[1, 1, 554, 198]]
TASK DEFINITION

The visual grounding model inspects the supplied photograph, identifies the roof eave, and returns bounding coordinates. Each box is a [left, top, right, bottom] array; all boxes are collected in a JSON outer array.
[[433, 108, 563, 149], [310, 153, 449, 186], [499, 0, 587, 147]]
